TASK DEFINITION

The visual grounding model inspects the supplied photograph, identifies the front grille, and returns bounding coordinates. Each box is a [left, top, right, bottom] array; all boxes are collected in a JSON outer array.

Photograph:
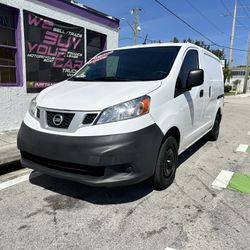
[[46, 111, 74, 129], [36, 108, 40, 118], [21, 151, 105, 177], [82, 113, 98, 125]]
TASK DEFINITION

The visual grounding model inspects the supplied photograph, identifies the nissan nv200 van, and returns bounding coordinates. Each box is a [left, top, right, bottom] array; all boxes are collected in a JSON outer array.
[[18, 43, 224, 190]]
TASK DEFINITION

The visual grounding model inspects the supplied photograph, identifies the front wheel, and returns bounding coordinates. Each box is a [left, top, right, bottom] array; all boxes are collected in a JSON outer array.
[[207, 113, 221, 141], [152, 136, 178, 190]]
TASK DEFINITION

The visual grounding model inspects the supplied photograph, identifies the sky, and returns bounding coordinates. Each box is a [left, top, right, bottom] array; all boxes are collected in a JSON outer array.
[[79, 0, 250, 66]]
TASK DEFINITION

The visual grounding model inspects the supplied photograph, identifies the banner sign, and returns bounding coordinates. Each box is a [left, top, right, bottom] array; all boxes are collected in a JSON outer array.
[[23, 11, 85, 92]]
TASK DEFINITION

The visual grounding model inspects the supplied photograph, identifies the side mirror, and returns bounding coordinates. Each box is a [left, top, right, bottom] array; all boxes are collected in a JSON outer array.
[[187, 69, 204, 90]]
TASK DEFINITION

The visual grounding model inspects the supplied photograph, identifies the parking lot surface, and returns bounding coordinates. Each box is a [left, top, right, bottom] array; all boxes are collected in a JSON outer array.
[[1, 96, 250, 250]]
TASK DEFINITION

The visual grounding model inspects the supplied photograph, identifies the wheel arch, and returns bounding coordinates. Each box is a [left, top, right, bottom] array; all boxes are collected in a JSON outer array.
[[161, 126, 181, 149], [216, 107, 222, 122]]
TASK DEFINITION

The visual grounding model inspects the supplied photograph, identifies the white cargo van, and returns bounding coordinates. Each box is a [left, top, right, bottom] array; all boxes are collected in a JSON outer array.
[[18, 43, 224, 190]]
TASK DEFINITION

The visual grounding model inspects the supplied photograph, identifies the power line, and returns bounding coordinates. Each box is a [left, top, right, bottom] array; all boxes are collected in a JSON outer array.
[[240, 0, 250, 13], [220, 0, 249, 30], [238, 0, 250, 20], [154, 0, 215, 44], [153, 0, 249, 52], [185, 0, 227, 36], [185, 0, 245, 42], [186, 0, 241, 42]]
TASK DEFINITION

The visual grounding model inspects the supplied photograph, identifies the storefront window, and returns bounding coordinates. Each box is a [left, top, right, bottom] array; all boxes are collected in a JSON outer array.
[[0, 6, 17, 85], [87, 30, 107, 61]]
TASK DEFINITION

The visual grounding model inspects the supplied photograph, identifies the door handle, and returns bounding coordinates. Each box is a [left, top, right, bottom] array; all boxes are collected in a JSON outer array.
[[209, 86, 212, 97], [200, 89, 204, 98]]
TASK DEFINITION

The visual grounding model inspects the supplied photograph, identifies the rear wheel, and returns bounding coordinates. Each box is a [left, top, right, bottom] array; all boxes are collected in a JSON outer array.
[[207, 113, 221, 141], [152, 136, 178, 190]]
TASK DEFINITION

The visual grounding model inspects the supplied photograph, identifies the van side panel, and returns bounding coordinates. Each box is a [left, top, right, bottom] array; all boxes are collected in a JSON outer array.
[[150, 47, 224, 155], [202, 52, 224, 126]]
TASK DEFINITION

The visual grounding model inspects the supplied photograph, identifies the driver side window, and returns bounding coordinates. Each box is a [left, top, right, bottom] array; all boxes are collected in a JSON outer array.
[[175, 50, 199, 97]]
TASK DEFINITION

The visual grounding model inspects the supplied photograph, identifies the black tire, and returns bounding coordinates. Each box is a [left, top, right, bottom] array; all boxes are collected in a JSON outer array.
[[152, 136, 178, 190], [207, 113, 221, 141]]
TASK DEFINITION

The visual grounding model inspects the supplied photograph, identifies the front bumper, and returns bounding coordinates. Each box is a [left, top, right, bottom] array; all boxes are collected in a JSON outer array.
[[17, 122, 163, 187]]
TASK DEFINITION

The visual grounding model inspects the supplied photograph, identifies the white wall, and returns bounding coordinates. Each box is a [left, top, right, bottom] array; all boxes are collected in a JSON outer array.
[[0, 0, 119, 132], [226, 77, 249, 93]]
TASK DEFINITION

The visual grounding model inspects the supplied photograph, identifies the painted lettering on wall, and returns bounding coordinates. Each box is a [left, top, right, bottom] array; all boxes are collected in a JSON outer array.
[[24, 11, 85, 92]]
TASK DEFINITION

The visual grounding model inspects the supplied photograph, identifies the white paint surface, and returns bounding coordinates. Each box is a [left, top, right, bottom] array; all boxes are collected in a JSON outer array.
[[236, 144, 249, 152], [0, 172, 40, 191], [212, 170, 234, 190], [248, 131, 250, 136]]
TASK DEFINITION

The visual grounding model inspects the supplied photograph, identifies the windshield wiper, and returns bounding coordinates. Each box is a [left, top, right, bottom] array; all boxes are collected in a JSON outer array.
[[69, 76, 133, 82], [91, 76, 131, 81], [68, 77, 90, 81]]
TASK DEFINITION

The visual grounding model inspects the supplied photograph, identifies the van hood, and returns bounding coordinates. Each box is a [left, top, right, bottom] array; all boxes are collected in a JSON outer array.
[[37, 80, 161, 111]]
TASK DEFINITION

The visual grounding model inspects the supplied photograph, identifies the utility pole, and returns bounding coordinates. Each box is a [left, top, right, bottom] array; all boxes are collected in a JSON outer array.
[[243, 36, 250, 93], [131, 8, 142, 45], [229, 0, 237, 69]]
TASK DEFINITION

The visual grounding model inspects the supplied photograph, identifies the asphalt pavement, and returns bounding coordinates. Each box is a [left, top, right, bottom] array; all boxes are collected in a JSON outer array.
[[0, 130, 19, 166], [0, 96, 250, 250]]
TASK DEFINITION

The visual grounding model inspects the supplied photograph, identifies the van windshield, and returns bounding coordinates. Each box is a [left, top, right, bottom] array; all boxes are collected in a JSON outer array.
[[69, 46, 180, 82]]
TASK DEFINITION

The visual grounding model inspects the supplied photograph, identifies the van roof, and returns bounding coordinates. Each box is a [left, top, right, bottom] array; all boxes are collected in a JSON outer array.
[[110, 42, 220, 61]]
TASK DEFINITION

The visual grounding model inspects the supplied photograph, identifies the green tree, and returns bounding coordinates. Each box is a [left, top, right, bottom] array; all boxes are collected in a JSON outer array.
[[170, 37, 226, 60], [223, 68, 231, 83], [170, 37, 179, 43], [210, 49, 225, 60]]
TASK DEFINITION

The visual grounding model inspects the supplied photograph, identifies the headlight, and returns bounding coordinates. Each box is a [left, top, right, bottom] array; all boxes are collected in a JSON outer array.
[[96, 95, 151, 125], [29, 97, 37, 117]]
